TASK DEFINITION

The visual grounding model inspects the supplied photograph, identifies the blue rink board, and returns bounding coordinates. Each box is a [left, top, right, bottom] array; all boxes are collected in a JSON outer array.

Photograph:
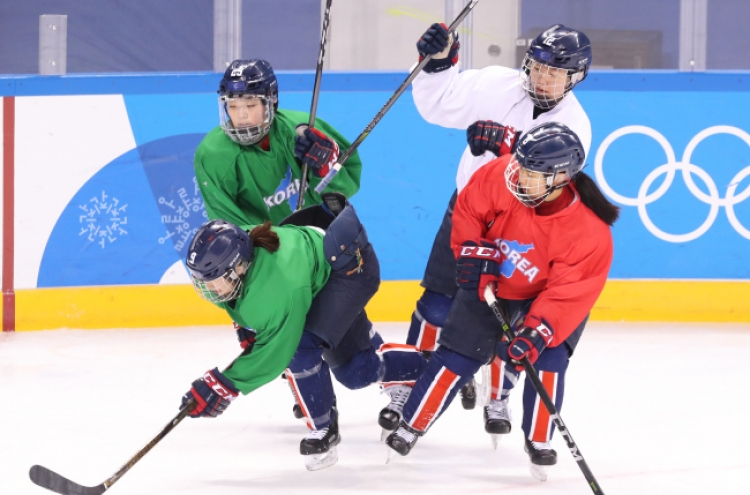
[[3, 71, 748, 285]]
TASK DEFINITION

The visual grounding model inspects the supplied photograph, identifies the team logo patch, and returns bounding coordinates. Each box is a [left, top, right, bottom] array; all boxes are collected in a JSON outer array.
[[495, 238, 539, 283], [263, 165, 301, 210]]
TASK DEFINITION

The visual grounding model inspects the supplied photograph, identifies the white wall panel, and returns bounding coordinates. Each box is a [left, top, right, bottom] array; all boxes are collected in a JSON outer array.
[[14, 95, 136, 288]]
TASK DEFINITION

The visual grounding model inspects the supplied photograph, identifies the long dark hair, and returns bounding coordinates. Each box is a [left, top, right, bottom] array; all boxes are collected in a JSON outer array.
[[249, 222, 280, 252], [573, 172, 620, 226]]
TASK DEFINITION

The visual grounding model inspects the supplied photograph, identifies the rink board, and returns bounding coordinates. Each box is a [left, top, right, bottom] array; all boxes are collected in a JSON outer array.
[[2, 72, 750, 329], [13, 279, 750, 330]]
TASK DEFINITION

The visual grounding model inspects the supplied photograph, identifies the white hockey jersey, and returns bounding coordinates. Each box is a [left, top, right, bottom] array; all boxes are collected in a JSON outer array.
[[412, 64, 592, 192]]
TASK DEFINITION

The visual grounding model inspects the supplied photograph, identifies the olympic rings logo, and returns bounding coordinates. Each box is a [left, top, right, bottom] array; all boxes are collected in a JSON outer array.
[[594, 125, 750, 243]]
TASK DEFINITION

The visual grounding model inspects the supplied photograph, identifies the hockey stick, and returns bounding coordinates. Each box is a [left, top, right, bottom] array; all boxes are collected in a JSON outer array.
[[29, 348, 251, 495], [296, 0, 334, 211], [483, 285, 605, 494], [314, 0, 479, 194]]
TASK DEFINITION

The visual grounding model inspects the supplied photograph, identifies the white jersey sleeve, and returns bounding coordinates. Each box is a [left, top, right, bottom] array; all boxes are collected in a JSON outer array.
[[412, 64, 524, 129], [412, 63, 592, 192]]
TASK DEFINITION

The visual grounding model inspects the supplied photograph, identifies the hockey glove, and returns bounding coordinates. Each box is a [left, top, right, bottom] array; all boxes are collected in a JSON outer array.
[[181, 368, 239, 418], [508, 318, 554, 370], [294, 127, 340, 177], [417, 23, 460, 74], [467, 121, 519, 157], [455, 240, 501, 301], [234, 322, 256, 350]]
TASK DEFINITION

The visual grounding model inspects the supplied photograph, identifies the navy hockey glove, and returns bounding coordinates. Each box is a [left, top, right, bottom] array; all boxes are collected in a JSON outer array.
[[417, 23, 460, 74], [294, 127, 340, 177], [234, 322, 256, 350], [455, 240, 501, 301], [467, 121, 519, 157], [508, 318, 554, 370], [181, 368, 239, 418]]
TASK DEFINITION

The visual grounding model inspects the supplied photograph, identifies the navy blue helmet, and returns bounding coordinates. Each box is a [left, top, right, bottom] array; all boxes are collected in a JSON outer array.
[[186, 219, 253, 302], [218, 59, 279, 145], [520, 25, 592, 109], [505, 122, 586, 206]]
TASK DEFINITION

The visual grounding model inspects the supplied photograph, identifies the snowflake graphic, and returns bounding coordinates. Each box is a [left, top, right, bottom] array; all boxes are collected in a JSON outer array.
[[158, 176, 207, 254], [77, 191, 129, 249]]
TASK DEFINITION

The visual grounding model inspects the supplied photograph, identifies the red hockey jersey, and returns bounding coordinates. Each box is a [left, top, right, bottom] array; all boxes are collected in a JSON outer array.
[[451, 154, 613, 347]]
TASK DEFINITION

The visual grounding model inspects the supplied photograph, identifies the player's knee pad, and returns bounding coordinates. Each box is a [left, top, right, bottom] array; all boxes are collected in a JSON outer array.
[[330, 347, 382, 390], [377, 343, 427, 385], [287, 331, 325, 373], [406, 290, 453, 351]]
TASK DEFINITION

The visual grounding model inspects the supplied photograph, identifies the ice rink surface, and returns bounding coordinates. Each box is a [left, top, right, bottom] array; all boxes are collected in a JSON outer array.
[[2, 322, 749, 495]]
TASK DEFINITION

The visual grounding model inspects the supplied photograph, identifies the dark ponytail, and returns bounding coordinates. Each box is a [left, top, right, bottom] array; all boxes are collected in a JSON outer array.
[[574, 172, 620, 226], [249, 222, 280, 252]]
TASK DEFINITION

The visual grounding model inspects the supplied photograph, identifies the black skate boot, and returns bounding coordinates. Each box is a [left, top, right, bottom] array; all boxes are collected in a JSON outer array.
[[524, 437, 557, 481], [300, 417, 341, 471], [459, 378, 477, 410], [378, 384, 412, 432], [385, 421, 423, 460], [484, 398, 511, 449]]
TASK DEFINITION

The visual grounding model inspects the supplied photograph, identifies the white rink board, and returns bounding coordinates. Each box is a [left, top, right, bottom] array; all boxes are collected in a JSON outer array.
[[2, 322, 749, 495]]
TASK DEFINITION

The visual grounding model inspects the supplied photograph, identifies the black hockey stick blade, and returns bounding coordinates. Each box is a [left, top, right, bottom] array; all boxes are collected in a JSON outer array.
[[30, 465, 106, 495]]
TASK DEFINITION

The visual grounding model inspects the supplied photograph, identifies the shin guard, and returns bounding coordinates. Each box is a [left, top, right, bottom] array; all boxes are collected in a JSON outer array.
[[287, 332, 336, 430], [402, 347, 482, 432]]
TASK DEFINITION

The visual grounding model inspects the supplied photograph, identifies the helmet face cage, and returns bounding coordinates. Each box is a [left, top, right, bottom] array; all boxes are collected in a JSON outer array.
[[191, 260, 248, 303], [520, 55, 581, 110], [519, 25, 591, 110], [505, 122, 586, 207], [219, 95, 275, 146], [218, 59, 279, 146], [504, 155, 559, 207], [186, 219, 253, 303]]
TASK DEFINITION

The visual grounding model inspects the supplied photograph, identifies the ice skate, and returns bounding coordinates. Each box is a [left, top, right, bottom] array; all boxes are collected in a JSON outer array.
[[300, 418, 341, 471], [385, 421, 422, 463], [524, 437, 557, 481], [459, 378, 477, 409], [484, 398, 511, 449], [378, 384, 412, 440]]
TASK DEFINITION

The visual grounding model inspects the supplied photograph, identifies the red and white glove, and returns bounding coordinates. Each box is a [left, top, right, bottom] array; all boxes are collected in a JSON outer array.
[[466, 121, 518, 157], [455, 239, 501, 301], [508, 317, 554, 370], [181, 368, 239, 418], [293, 127, 340, 177]]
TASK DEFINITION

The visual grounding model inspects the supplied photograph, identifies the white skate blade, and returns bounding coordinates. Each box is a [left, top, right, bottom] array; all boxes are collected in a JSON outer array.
[[529, 462, 549, 481], [385, 443, 403, 464], [490, 433, 501, 450], [304, 446, 339, 471], [380, 428, 390, 442]]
